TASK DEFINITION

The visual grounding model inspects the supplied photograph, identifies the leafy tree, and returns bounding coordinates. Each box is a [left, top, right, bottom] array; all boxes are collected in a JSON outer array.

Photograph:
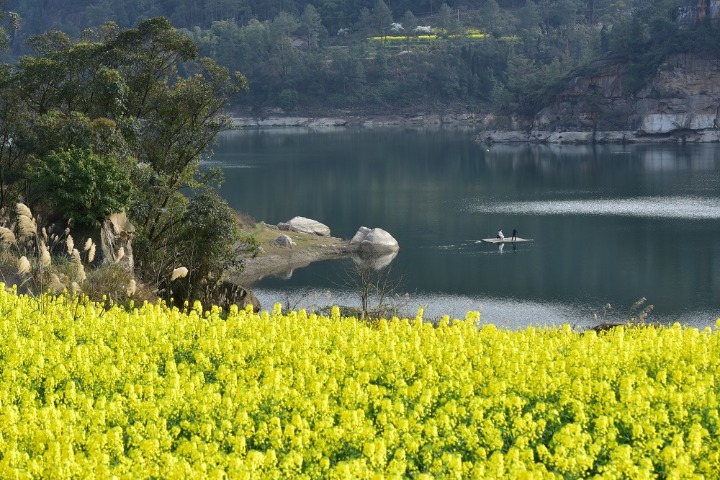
[[504, 51, 567, 115], [1, 17, 248, 302], [315, 0, 348, 34], [437, 3, 463, 36], [278, 88, 299, 111], [28, 147, 133, 227], [300, 4, 324, 51], [356, 7, 373, 35], [490, 79, 513, 114], [0, 64, 27, 206], [324, 44, 366, 96], [517, 0, 542, 34], [478, 0, 501, 32], [372, 0, 393, 38], [162, 186, 243, 305], [238, 18, 272, 67], [540, 0, 581, 27], [205, 20, 245, 70], [400, 9, 419, 46], [268, 12, 301, 81]]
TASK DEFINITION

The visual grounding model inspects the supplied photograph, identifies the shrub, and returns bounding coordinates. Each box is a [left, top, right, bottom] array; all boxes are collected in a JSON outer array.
[[134, 187, 243, 306], [28, 147, 133, 228], [277, 88, 299, 112]]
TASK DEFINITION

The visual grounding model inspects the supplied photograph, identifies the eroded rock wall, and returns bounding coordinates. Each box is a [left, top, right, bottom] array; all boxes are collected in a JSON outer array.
[[677, 0, 720, 25], [532, 54, 720, 140]]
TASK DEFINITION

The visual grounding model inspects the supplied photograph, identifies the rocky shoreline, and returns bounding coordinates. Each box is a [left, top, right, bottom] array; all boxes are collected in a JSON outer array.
[[230, 52, 720, 145], [232, 219, 399, 287], [231, 113, 720, 145], [230, 112, 483, 129], [233, 240, 354, 285], [478, 128, 720, 145]]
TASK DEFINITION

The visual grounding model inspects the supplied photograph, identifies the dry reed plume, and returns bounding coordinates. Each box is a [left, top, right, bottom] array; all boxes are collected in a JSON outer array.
[[39, 245, 51, 267], [0, 227, 16, 245], [0, 204, 146, 306], [17, 256, 30, 275], [171, 267, 188, 281]]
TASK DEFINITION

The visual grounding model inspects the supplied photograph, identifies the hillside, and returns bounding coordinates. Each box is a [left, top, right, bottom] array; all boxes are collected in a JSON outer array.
[[3, 2, 720, 138], [6, 1, 710, 120]]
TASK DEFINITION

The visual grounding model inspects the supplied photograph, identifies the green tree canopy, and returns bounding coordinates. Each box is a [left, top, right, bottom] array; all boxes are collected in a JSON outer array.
[[0, 17, 248, 301], [28, 147, 133, 227], [371, 0, 393, 37], [300, 4, 324, 51]]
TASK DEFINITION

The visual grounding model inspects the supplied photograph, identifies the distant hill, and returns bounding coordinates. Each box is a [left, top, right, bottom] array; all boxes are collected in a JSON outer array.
[[5, 1, 719, 128]]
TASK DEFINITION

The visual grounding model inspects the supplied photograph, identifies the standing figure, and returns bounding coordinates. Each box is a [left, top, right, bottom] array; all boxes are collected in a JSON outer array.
[[497, 229, 504, 240], [512, 228, 518, 241]]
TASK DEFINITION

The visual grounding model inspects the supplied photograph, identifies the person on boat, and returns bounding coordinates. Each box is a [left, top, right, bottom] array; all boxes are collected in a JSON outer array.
[[497, 229, 504, 240], [512, 228, 518, 241]]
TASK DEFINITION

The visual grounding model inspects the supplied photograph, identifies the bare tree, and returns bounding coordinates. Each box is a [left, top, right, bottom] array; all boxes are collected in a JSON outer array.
[[339, 250, 403, 320]]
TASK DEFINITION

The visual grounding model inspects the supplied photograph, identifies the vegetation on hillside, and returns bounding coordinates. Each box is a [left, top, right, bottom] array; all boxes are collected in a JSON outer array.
[[6, 1, 719, 117], [1, 287, 719, 477]]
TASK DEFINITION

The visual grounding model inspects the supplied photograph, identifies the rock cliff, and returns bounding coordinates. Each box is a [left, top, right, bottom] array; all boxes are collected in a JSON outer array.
[[480, 1, 720, 144], [677, 0, 720, 25], [481, 53, 720, 144]]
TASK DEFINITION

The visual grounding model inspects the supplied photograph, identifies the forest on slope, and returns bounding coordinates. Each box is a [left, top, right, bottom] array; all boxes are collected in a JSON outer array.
[[4, 1, 720, 117]]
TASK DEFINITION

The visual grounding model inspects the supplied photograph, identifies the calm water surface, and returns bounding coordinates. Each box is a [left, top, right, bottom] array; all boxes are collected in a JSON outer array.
[[210, 128, 720, 328]]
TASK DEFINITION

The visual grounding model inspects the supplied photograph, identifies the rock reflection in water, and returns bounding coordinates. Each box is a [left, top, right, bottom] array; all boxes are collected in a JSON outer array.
[[350, 248, 399, 271]]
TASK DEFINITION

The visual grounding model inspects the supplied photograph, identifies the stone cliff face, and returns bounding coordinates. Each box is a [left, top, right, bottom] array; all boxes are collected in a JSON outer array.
[[526, 53, 720, 143], [479, 2, 720, 143], [677, 0, 720, 25]]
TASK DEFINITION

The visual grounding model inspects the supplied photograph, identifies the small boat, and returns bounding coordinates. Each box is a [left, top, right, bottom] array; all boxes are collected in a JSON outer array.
[[481, 237, 533, 244]]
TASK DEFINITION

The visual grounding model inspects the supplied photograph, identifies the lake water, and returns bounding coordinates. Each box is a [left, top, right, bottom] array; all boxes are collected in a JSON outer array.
[[209, 128, 720, 329]]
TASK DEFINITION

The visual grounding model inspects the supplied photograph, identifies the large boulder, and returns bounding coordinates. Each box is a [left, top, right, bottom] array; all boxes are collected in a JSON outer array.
[[350, 227, 399, 253], [349, 227, 400, 271], [285, 216, 331, 236]]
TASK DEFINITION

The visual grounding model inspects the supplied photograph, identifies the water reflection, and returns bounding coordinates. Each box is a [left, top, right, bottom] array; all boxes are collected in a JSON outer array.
[[351, 249, 399, 271], [253, 287, 717, 330], [484, 143, 720, 172]]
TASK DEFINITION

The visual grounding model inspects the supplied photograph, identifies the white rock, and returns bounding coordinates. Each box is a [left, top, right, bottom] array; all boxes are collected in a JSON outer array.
[[351, 226, 371, 243], [287, 216, 331, 236], [350, 227, 399, 252], [640, 113, 716, 134]]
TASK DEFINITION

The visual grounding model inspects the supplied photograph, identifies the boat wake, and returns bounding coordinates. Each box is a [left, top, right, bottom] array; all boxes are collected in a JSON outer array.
[[470, 196, 720, 220], [427, 240, 488, 252]]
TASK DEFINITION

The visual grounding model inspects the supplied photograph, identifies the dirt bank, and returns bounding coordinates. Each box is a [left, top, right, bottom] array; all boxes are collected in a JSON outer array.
[[231, 223, 355, 286]]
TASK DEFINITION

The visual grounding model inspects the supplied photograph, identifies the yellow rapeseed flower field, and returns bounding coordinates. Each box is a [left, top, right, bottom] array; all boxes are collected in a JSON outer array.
[[0, 285, 718, 478]]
